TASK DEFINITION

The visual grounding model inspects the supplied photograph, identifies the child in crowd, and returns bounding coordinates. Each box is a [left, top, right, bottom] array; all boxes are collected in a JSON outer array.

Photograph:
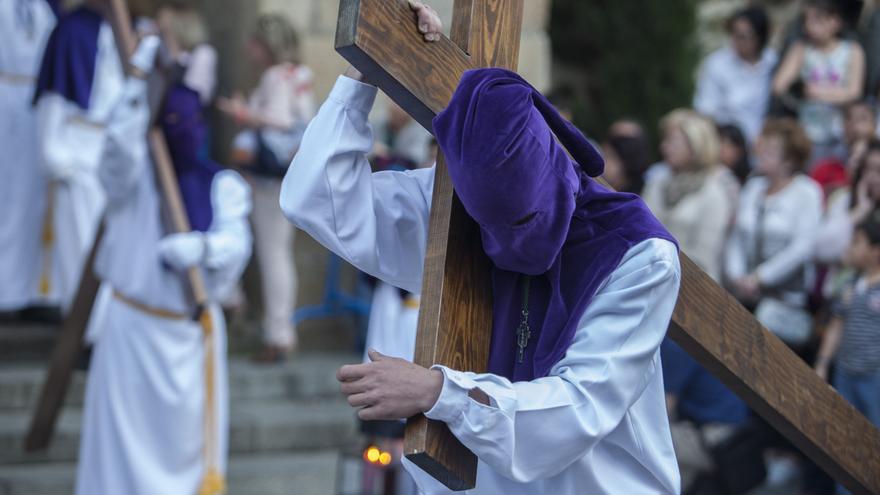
[[816, 139, 880, 300], [814, 214, 880, 471], [773, 0, 865, 163]]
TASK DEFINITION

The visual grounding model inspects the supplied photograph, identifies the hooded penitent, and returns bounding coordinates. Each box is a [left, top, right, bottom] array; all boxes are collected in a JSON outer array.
[[33, 5, 100, 109], [433, 68, 677, 381], [160, 82, 220, 233]]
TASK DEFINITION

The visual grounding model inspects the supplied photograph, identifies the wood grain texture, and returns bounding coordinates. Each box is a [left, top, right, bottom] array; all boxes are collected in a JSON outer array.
[[335, 1, 880, 493], [668, 255, 880, 495]]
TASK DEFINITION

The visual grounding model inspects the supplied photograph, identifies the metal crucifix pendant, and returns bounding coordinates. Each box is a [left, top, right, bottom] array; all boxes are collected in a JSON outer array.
[[516, 309, 530, 363]]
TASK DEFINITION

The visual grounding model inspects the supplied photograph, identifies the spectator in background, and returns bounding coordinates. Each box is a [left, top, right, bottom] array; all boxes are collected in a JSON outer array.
[[718, 123, 753, 185], [816, 140, 880, 283], [694, 6, 777, 144], [643, 109, 735, 281], [842, 99, 878, 170], [661, 338, 749, 493], [218, 14, 315, 362], [156, 2, 218, 107], [371, 101, 433, 171], [726, 119, 823, 350], [773, 0, 866, 163], [813, 213, 880, 495], [601, 122, 653, 194]]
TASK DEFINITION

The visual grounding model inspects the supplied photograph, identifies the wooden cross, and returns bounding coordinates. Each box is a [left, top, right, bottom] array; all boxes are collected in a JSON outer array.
[[24, 0, 211, 452], [336, 1, 880, 493]]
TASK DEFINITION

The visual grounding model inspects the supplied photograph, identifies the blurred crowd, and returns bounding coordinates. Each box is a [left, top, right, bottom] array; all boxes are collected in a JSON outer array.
[[3, 0, 880, 494], [589, 2, 880, 494]]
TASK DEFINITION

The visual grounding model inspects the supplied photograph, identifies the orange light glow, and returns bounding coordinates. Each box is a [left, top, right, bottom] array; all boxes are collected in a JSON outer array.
[[364, 446, 381, 463], [379, 452, 392, 466]]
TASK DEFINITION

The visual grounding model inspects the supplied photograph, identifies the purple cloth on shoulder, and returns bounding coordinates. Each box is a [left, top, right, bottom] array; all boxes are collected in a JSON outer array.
[[32, 6, 101, 110], [433, 68, 678, 381], [160, 84, 220, 232]]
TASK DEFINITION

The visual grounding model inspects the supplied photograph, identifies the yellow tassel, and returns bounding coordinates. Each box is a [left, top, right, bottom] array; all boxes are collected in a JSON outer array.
[[197, 468, 225, 495], [39, 183, 54, 296], [39, 274, 50, 296], [199, 309, 213, 337]]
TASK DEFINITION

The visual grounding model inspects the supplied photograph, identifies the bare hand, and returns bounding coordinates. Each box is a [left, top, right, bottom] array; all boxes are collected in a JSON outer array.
[[734, 274, 760, 301], [852, 178, 874, 223], [216, 94, 250, 124], [343, 1, 442, 83], [814, 363, 829, 381], [337, 350, 443, 421], [408, 0, 443, 41]]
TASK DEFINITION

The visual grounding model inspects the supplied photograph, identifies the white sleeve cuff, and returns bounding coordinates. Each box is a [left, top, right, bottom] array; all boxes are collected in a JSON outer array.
[[424, 365, 483, 423], [329, 75, 378, 115]]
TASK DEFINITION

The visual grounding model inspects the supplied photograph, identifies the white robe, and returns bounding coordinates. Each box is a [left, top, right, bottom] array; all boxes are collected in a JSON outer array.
[[75, 77, 252, 494], [35, 20, 124, 313], [0, 0, 55, 309], [280, 76, 682, 494], [364, 282, 419, 363]]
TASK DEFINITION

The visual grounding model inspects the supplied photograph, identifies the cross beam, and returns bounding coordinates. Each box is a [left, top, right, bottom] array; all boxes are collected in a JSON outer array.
[[335, 0, 880, 492]]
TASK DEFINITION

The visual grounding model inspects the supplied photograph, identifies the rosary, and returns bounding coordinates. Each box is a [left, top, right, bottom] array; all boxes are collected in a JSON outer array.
[[516, 275, 531, 363]]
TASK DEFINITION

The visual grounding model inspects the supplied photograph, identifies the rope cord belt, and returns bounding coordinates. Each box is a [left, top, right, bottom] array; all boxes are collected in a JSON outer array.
[[112, 290, 224, 493], [112, 291, 190, 320], [0, 72, 35, 85]]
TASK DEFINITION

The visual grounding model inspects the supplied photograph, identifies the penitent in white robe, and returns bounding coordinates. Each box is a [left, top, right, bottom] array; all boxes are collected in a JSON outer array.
[[0, 0, 55, 310], [35, 20, 124, 314], [75, 78, 252, 494], [364, 281, 419, 363], [281, 76, 683, 495]]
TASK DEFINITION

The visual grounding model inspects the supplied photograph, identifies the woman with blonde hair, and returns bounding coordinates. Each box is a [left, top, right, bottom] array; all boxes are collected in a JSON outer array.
[[218, 14, 315, 362], [643, 109, 737, 281]]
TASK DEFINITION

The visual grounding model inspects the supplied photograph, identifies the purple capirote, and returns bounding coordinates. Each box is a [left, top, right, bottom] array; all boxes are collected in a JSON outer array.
[[160, 84, 220, 233], [433, 68, 678, 381]]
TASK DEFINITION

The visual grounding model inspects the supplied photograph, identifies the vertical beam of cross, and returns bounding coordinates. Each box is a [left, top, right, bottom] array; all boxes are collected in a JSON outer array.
[[336, 1, 522, 488]]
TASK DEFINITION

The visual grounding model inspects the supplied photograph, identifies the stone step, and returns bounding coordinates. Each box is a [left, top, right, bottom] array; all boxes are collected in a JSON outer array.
[[0, 353, 358, 411], [0, 398, 358, 464], [0, 450, 362, 495], [0, 324, 57, 363]]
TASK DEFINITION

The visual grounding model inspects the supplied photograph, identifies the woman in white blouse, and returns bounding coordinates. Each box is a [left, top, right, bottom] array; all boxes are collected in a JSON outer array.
[[694, 6, 777, 144], [218, 14, 316, 361], [725, 119, 823, 348], [643, 109, 737, 282]]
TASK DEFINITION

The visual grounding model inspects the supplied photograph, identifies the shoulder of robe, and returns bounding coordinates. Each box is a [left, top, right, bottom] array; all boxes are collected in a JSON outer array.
[[210, 170, 252, 222], [616, 238, 680, 280]]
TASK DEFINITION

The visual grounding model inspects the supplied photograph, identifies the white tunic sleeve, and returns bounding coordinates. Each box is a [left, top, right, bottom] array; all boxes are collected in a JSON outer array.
[[98, 78, 151, 203], [422, 238, 681, 483], [279, 76, 435, 294], [203, 170, 253, 301], [36, 94, 106, 181]]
